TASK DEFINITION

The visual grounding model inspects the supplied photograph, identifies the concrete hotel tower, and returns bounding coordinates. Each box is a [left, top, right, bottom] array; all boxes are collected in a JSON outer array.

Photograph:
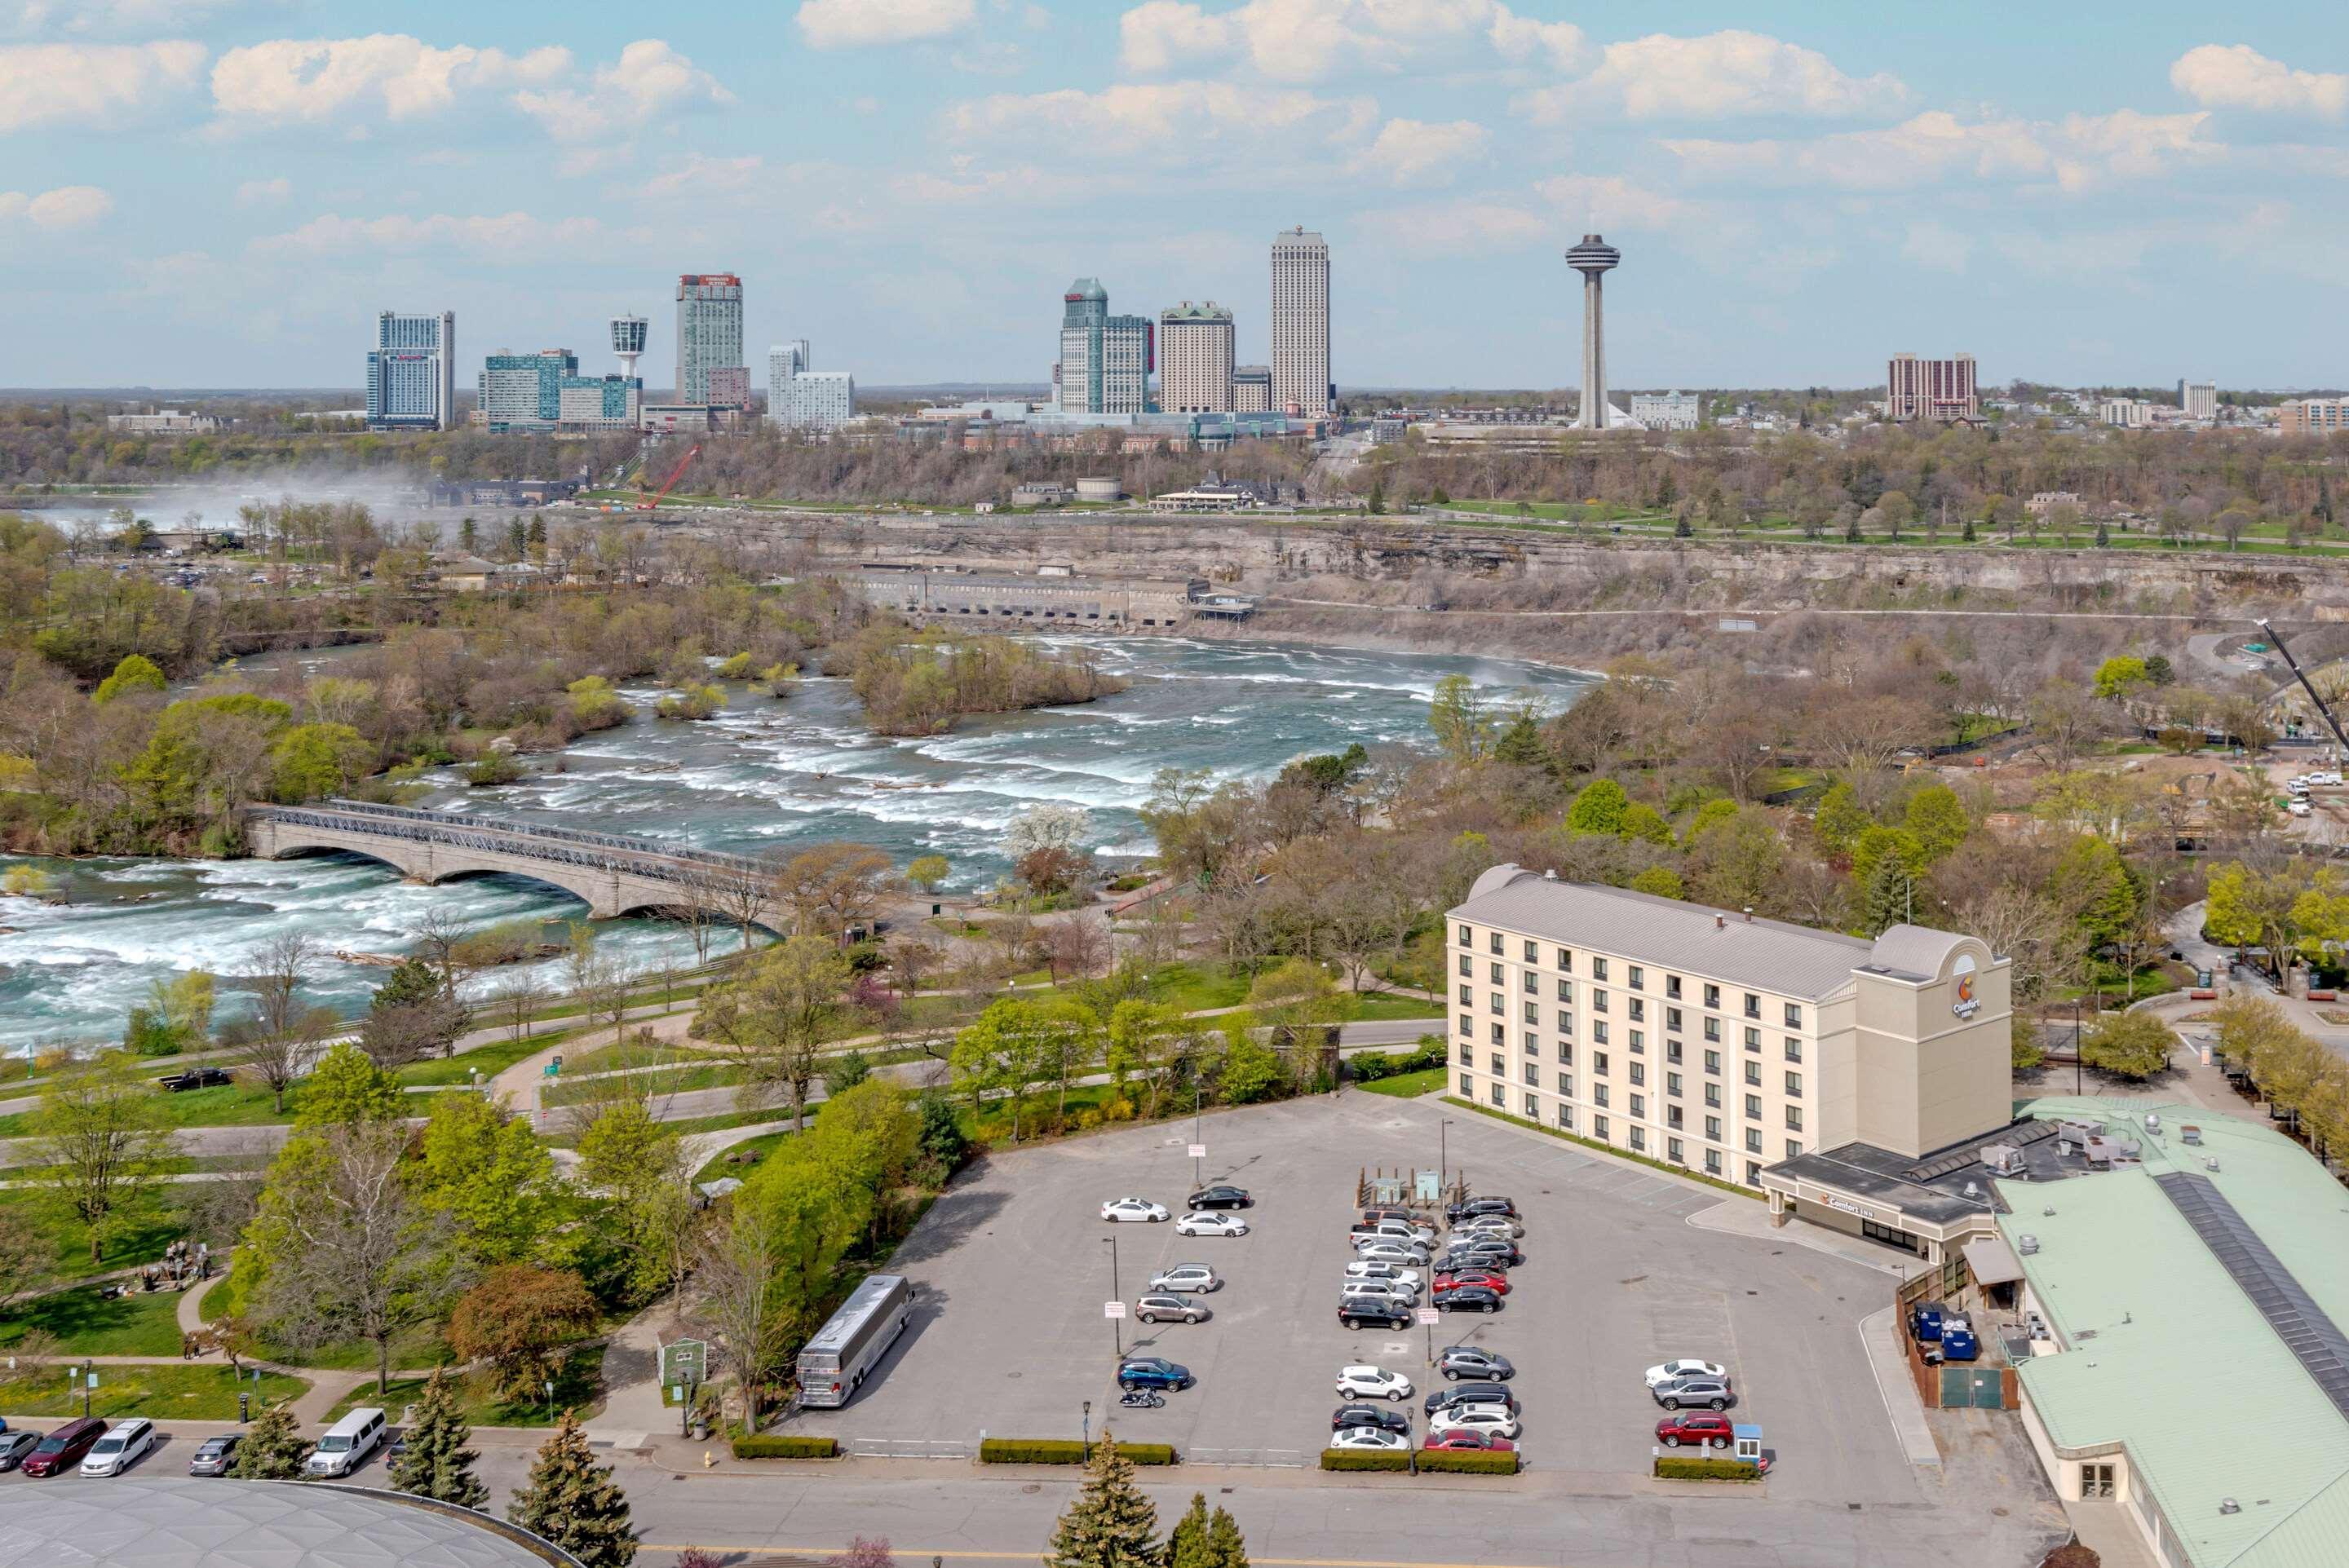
[[1566, 234, 1620, 431]]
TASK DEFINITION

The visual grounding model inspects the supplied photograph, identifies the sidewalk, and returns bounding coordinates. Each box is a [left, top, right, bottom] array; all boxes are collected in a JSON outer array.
[[585, 1306, 673, 1451], [1856, 1306, 1942, 1470]]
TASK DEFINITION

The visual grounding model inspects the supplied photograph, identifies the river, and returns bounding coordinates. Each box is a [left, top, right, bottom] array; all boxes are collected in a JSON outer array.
[[0, 638, 1590, 1051]]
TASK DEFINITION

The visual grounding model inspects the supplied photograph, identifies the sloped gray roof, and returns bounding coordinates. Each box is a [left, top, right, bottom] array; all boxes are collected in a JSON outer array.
[[0, 1476, 577, 1567], [1452, 867, 1875, 1000]]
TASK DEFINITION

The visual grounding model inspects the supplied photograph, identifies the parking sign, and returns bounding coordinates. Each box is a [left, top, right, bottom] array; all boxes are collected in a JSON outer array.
[[1187, 1144, 1206, 1159], [1104, 1301, 1126, 1319], [1414, 1308, 1440, 1326]]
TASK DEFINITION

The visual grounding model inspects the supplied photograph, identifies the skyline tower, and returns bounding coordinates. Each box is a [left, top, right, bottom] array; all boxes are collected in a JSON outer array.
[[611, 314, 646, 382], [1566, 234, 1620, 431], [365, 309, 454, 432], [1270, 226, 1330, 415], [674, 273, 744, 406], [1054, 278, 1150, 414]]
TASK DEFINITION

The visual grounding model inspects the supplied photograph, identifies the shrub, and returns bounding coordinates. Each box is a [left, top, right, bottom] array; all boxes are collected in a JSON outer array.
[[980, 1439, 1176, 1466], [1653, 1457, 1759, 1482], [466, 752, 523, 786], [657, 683, 724, 721], [1349, 1037, 1445, 1083], [1415, 1449, 1520, 1474], [731, 1435, 839, 1460], [1320, 1449, 1411, 1472]]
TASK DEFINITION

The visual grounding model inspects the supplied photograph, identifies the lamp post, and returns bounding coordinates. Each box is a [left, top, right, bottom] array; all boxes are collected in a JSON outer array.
[[546, 1378, 555, 1424], [1103, 1235, 1122, 1358], [1082, 1399, 1092, 1463], [1192, 1083, 1203, 1188], [1440, 1118, 1455, 1201], [2073, 999, 2083, 1097]]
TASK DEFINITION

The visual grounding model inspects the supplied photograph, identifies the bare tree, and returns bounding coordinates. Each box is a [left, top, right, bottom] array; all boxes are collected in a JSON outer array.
[[1042, 916, 1113, 983], [692, 1197, 791, 1432], [177, 1133, 277, 1250], [498, 979, 546, 1043], [775, 842, 897, 938], [700, 860, 776, 954]]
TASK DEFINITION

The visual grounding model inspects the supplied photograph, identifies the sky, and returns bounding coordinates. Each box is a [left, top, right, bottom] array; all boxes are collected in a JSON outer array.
[[3, 1, 2347, 392]]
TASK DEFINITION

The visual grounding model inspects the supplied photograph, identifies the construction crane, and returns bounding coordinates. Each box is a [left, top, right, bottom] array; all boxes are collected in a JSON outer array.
[[2257, 618, 2349, 755], [636, 444, 701, 512]]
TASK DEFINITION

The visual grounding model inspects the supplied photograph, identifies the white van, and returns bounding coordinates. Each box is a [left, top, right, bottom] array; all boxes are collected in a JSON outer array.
[[305, 1407, 387, 1477]]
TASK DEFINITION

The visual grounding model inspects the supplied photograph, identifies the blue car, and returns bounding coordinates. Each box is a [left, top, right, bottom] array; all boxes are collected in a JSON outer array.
[[1909, 1302, 1944, 1343], [1117, 1357, 1192, 1392], [1939, 1316, 1980, 1361]]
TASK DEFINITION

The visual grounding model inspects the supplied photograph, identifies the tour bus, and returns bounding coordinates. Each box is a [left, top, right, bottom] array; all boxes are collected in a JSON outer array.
[[796, 1274, 915, 1408]]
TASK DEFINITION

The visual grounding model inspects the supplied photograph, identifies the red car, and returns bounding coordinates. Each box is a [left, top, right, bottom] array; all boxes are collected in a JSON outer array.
[[1656, 1412, 1735, 1450], [1423, 1429, 1515, 1452], [1432, 1269, 1511, 1296]]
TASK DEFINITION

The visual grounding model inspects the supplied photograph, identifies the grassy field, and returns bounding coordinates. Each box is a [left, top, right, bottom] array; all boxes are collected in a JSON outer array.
[[1355, 1067, 1449, 1099], [398, 1032, 572, 1088], [0, 1187, 185, 1283], [0, 1279, 190, 1357], [322, 1344, 604, 1427], [0, 1363, 308, 1421], [1347, 995, 1445, 1023], [563, 1037, 709, 1076], [696, 1130, 794, 1183]]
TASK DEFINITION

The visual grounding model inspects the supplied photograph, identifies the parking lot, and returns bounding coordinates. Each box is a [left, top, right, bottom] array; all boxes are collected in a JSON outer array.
[[790, 1091, 1920, 1504]]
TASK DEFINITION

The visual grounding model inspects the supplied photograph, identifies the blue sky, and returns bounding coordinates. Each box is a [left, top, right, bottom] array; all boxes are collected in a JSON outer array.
[[3, 1, 2346, 391]]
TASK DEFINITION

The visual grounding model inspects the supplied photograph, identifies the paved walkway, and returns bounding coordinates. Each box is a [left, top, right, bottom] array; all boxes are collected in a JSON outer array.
[[1856, 1305, 1942, 1469], [585, 1308, 671, 1451], [1683, 1193, 1915, 1279]]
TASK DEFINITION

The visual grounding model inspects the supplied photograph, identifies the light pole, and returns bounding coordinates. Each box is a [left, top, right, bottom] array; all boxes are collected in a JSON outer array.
[[2073, 1000, 2083, 1097], [1192, 1083, 1203, 1189], [1440, 1118, 1454, 1201], [546, 1379, 555, 1425], [1082, 1399, 1092, 1463], [1104, 1235, 1122, 1358]]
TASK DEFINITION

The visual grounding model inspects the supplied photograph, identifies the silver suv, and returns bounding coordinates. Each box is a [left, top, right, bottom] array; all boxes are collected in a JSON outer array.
[[1652, 1375, 1734, 1411]]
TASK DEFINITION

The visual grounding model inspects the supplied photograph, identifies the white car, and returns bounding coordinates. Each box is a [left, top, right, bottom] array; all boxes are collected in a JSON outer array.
[[1429, 1404, 1522, 1441], [1353, 1242, 1430, 1266], [1344, 1261, 1422, 1288], [2292, 801, 2313, 817], [1176, 1210, 1249, 1237], [78, 1418, 155, 1477], [1101, 1198, 1170, 1224], [1453, 1215, 1524, 1239], [1329, 1425, 1411, 1451], [1644, 1358, 1727, 1388], [1149, 1264, 1222, 1293], [1335, 1365, 1413, 1402]]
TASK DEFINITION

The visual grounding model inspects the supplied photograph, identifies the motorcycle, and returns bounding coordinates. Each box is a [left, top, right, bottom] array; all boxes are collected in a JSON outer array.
[[1117, 1389, 1165, 1409]]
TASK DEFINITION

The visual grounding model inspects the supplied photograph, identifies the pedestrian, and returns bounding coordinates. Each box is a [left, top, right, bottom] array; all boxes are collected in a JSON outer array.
[[180, 1332, 193, 1362]]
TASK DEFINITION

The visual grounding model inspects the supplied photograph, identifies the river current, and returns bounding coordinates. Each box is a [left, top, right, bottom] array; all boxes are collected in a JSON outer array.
[[0, 638, 1590, 1051]]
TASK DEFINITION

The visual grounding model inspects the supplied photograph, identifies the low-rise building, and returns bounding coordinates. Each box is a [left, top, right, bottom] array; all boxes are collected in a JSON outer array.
[[107, 408, 222, 435], [2099, 397, 2156, 429], [1011, 481, 1073, 507], [1147, 470, 1286, 512], [2026, 491, 2081, 516], [2279, 397, 2349, 435], [1628, 391, 1701, 431], [852, 563, 1205, 629]]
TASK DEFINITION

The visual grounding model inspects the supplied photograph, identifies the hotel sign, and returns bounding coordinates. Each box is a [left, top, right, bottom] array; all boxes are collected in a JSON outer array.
[[1815, 1192, 1877, 1221], [1950, 954, 1980, 1019]]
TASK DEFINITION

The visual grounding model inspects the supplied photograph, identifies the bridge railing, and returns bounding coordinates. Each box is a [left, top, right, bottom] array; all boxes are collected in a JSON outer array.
[[303, 798, 769, 875], [251, 804, 768, 888]]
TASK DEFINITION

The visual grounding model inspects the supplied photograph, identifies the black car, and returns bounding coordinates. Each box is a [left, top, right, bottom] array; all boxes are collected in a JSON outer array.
[[1338, 1301, 1413, 1331], [1445, 1195, 1519, 1222], [1432, 1285, 1502, 1314], [1117, 1357, 1193, 1391], [188, 1433, 241, 1477], [1444, 1240, 1523, 1268], [1435, 1248, 1513, 1274], [1439, 1346, 1515, 1382], [1425, 1381, 1520, 1416], [158, 1066, 232, 1092], [1332, 1403, 1411, 1434], [1187, 1186, 1252, 1210], [0, 1429, 38, 1471]]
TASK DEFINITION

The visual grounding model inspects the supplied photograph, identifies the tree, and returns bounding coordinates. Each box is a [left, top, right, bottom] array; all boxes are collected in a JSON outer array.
[[392, 1367, 488, 1509], [1044, 914, 1113, 980], [229, 1402, 312, 1479], [1619, 802, 1673, 846], [1851, 825, 1928, 889], [148, 969, 216, 1050], [700, 934, 856, 1129], [1046, 1434, 1160, 1568], [573, 1096, 697, 1305], [31, 1054, 173, 1262], [449, 1265, 600, 1403], [2011, 1012, 2046, 1072], [1020, 846, 1091, 899], [1427, 674, 1488, 764], [692, 1189, 791, 1433], [2024, 682, 2114, 774], [1217, 1031, 1283, 1104], [1860, 855, 1918, 935], [361, 956, 466, 1068], [1812, 781, 1872, 853], [298, 1042, 405, 1128], [1903, 785, 1971, 862], [949, 996, 1099, 1133], [906, 855, 950, 895], [1005, 804, 1090, 861], [775, 842, 896, 937], [2080, 1011, 2174, 1080], [231, 930, 330, 1112], [1565, 778, 1629, 837], [2093, 656, 2150, 704], [92, 653, 166, 705], [1246, 958, 1345, 1058], [508, 1412, 638, 1568], [1627, 864, 1685, 899]]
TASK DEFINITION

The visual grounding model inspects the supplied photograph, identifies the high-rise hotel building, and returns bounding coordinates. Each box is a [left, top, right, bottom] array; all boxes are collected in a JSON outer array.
[[1270, 227, 1330, 415], [1886, 353, 1979, 422], [1055, 278, 1152, 414], [1158, 302, 1235, 413], [365, 311, 455, 431], [675, 273, 745, 408]]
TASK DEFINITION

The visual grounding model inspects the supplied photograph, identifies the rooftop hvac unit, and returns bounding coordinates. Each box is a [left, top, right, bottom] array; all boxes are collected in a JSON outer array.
[[2018, 1235, 2040, 1255], [1982, 1144, 2024, 1176]]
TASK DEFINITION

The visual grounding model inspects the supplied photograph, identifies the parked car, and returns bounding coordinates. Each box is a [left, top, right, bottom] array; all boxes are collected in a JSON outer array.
[[1175, 1211, 1249, 1238], [78, 1418, 155, 1477], [1445, 1195, 1519, 1222], [306, 1407, 387, 1477], [1338, 1300, 1413, 1331], [157, 1066, 232, 1092], [1148, 1265, 1222, 1294], [1187, 1185, 1252, 1209], [1422, 1429, 1515, 1452], [1428, 1404, 1521, 1441], [1335, 1366, 1413, 1402], [1453, 1214, 1524, 1239], [1644, 1358, 1727, 1388], [1102, 1198, 1170, 1224], [1343, 1261, 1422, 1288], [1652, 1376, 1735, 1412], [1332, 1404, 1411, 1434], [1940, 1315, 1980, 1361], [1360, 1207, 1420, 1227], [1656, 1412, 1736, 1449], [0, 1430, 39, 1472], [1909, 1301, 1945, 1343], [1339, 1279, 1415, 1304], [1117, 1357, 1193, 1392], [1350, 1219, 1435, 1247], [2291, 801, 2313, 817], [20, 1416, 106, 1477], [1446, 1239, 1523, 1267], [1432, 1269, 1511, 1296], [1328, 1425, 1411, 1451], [1135, 1292, 1207, 1325], [1431, 1284, 1503, 1314], [1353, 1241, 1429, 1267], [1425, 1381, 1519, 1416], [188, 1433, 241, 1477], [1438, 1346, 1515, 1382]]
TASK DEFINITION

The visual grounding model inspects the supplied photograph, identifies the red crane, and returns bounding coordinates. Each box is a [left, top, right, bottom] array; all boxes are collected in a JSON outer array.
[[636, 444, 701, 511]]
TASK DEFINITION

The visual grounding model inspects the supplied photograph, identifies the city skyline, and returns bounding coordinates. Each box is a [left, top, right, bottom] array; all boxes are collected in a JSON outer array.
[[3, 4, 2347, 388]]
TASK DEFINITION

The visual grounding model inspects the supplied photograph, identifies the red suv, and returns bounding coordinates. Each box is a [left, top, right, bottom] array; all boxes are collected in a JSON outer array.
[[1432, 1269, 1511, 1295], [20, 1416, 107, 1477], [1656, 1412, 1735, 1450]]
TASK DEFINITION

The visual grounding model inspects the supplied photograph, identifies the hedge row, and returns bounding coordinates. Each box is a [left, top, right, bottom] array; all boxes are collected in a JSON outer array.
[[1653, 1457, 1759, 1482], [1442, 1097, 1763, 1202], [1348, 1038, 1448, 1082], [731, 1436, 839, 1460], [1318, 1449, 1520, 1475], [980, 1439, 1179, 1466]]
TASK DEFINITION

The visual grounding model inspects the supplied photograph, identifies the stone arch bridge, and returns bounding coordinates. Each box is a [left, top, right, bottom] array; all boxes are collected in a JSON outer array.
[[245, 800, 772, 922]]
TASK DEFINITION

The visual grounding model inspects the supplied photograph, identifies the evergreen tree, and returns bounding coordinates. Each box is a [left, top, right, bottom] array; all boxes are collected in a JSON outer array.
[[1962, 517, 1977, 542], [459, 516, 479, 554], [1167, 1494, 1214, 1568], [506, 518, 528, 559], [508, 1411, 637, 1568], [1491, 713, 1547, 767], [1367, 480, 1385, 516], [230, 1402, 312, 1478], [1204, 1503, 1250, 1568], [1044, 1434, 1160, 1568], [1860, 857, 1917, 936], [392, 1367, 488, 1510]]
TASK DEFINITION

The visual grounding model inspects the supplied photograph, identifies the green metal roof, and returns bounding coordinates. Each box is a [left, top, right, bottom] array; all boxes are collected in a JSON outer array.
[[1996, 1098, 2349, 1568]]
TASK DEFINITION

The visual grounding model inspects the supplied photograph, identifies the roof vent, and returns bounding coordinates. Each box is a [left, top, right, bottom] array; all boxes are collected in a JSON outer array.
[[2220, 1499, 2241, 1516], [2018, 1235, 2040, 1255], [2206, 1157, 2221, 1173], [1714, 914, 1726, 930], [2042, 1207, 2056, 1217], [1743, 907, 1754, 922], [1543, 868, 1558, 881], [1962, 1181, 1980, 1199]]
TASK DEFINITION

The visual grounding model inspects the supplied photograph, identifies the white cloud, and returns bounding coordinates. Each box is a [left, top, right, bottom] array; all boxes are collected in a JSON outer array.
[[512, 39, 730, 141], [1117, 0, 1581, 84], [946, 78, 1376, 152], [252, 210, 618, 260], [0, 40, 204, 129], [1368, 117, 1489, 187], [1519, 29, 1907, 124], [0, 183, 114, 228], [1532, 172, 1695, 230], [2170, 44, 2347, 121], [210, 34, 568, 123], [797, 0, 975, 49], [1665, 108, 2221, 193], [234, 175, 291, 205], [642, 153, 763, 198], [1355, 196, 1549, 257]]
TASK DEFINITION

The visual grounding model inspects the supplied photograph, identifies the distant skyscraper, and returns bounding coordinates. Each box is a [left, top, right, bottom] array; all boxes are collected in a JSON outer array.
[[479, 347, 639, 433], [1887, 354, 1979, 422], [1270, 227, 1329, 414], [768, 340, 855, 430], [611, 314, 647, 382], [1159, 302, 1235, 413], [1565, 235, 1620, 431], [1055, 278, 1151, 414], [675, 273, 744, 405], [1233, 365, 1272, 413], [2179, 378, 2218, 421], [365, 310, 454, 431]]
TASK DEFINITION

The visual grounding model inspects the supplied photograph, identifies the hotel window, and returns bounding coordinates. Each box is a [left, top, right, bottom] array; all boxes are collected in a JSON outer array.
[[1704, 1150, 1723, 1176], [1523, 1000, 1539, 1024], [1489, 992, 1504, 1014], [1667, 1105, 1683, 1129], [1666, 974, 1683, 1000], [1592, 990, 1609, 1014], [1458, 954, 1471, 977], [1489, 1084, 1504, 1106], [1745, 1027, 1761, 1052], [1555, 978, 1574, 1002], [1489, 932, 1502, 955], [1594, 1084, 1610, 1107], [1628, 997, 1645, 1023], [1524, 1037, 1540, 1059], [1593, 1051, 1610, 1076], [1557, 947, 1573, 971], [1704, 1049, 1721, 1076], [1593, 1021, 1609, 1045], [1785, 1107, 1803, 1131], [1489, 1053, 1504, 1076], [1666, 1006, 1683, 1033], [1744, 992, 1761, 1019], [1592, 956, 1609, 981], [1559, 1042, 1574, 1067], [1524, 1093, 1540, 1117], [1458, 1014, 1471, 1037], [1745, 1129, 1762, 1153], [1458, 984, 1471, 1005], [1524, 939, 1539, 963], [1460, 1073, 1473, 1095], [1629, 1029, 1645, 1053], [1458, 1040, 1471, 1064], [1629, 1127, 1647, 1152], [1785, 1139, 1803, 1159], [1557, 1012, 1574, 1036], [1705, 1115, 1722, 1141], [1666, 1071, 1683, 1097], [1629, 1062, 1646, 1087], [1784, 1038, 1803, 1063], [1458, 924, 1471, 947], [1556, 1072, 1573, 1097], [1522, 1062, 1538, 1085], [1745, 1093, 1761, 1118], [1667, 1136, 1683, 1164], [1705, 1083, 1721, 1107], [1703, 983, 1720, 1009], [1784, 1002, 1802, 1029], [1666, 1039, 1683, 1065], [1558, 1105, 1574, 1130], [1627, 965, 1644, 992], [1745, 1061, 1761, 1086], [1745, 1161, 1761, 1186], [1594, 1115, 1610, 1141], [1489, 1023, 1504, 1045], [1785, 1071, 1803, 1098], [1629, 1093, 1646, 1118], [1489, 961, 1503, 985], [1703, 1018, 1721, 1043]]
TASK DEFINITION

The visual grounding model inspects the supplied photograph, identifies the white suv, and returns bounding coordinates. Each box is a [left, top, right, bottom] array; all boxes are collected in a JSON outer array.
[[1335, 1365, 1413, 1401]]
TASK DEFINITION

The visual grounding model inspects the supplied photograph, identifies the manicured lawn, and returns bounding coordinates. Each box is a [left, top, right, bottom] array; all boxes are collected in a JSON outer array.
[[0, 1363, 307, 1421], [400, 1032, 571, 1088], [544, 1061, 742, 1107], [1347, 996, 1445, 1023], [0, 1188, 184, 1283], [1356, 1067, 1448, 1098], [323, 1344, 604, 1427], [0, 1279, 190, 1357], [1144, 962, 1252, 1014], [695, 1130, 794, 1183], [562, 1038, 708, 1076]]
